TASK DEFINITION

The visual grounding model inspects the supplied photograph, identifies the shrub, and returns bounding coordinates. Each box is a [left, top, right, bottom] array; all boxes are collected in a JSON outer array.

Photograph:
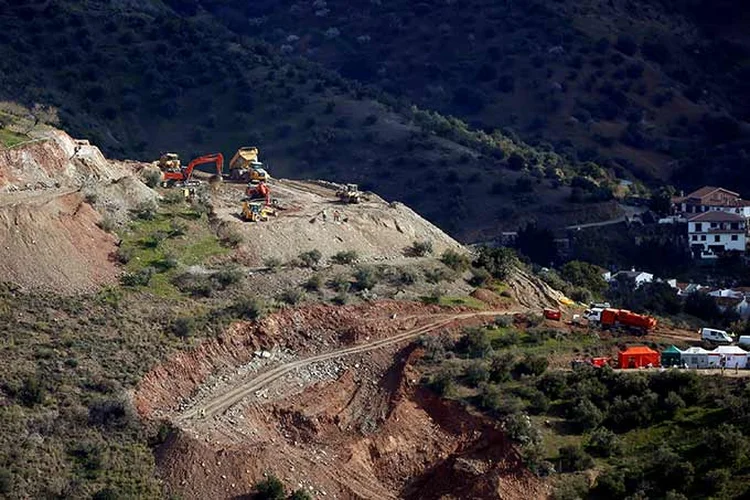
[[97, 215, 115, 232], [303, 274, 323, 292], [230, 295, 266, 320], [264, 257, 282, 270], [254, 474, 285, 500], [353, 266, 378, 291], [143, 169, 162, 188], [219, 228, 243, 248], [558, 445, 594, 472], [172, 272, 213, 297], [297, 249, 322, 268], [0, 469, 11, 495], [424, 267, 453, 284], [569, 397, 604, 431], [115, 247, 132, 264], [464, 360, 490, 387], [585, 427, 622, 457], [393, 268, 418, 286], [171, 316, 196, 338], [430, 365, 460, 397], [441, 250, 471, 272], [88, 397, 133, 429], [133, 200, 157, 220], [474, 246, 517, 280], [512, 355, 548, 378], [290, 490, 312, 500], [331, 250, 358, 264], [332, 291, 349, 305], [279, 288, 305, 305], [19, 375, 44, 406], [504, 412, 542, 446], [407, 240, 433, 257], [214, 267, 243, 288], [457, 327, 492, 358], [468, 267, 492, 287], [120, 267, 155, 287], [328, 274, 351, 293]]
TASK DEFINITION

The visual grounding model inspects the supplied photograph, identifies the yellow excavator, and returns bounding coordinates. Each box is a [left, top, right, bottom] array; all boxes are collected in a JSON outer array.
[[156, 153, 181, 172], [229, 147, 269, 182], [336, 183, 362, 204], [241, 201, 277, 222]]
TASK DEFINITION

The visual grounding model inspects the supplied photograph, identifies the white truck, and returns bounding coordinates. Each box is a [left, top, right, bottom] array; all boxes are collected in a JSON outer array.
[[700, 327, 733, 345]]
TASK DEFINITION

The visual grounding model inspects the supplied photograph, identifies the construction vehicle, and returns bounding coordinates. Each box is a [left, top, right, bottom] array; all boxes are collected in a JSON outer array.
[[585, 307, 657, 335], [162, 153, 224, 187], [336, 183, 361, 204], [228, 147, 269, 182], [157, 153, 181, 172], [246, 181, 270, 206], [241, 201, 276, 222]]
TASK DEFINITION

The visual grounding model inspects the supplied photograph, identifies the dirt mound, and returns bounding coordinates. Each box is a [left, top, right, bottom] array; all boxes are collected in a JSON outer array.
[[0, 128, 156, 293], [136, 302, 545, 499], [212, 179, 465, 266], [507, 267, 568, 310]]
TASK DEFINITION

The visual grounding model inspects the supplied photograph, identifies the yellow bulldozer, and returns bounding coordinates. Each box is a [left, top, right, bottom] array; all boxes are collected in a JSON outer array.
[[241, 201, 276, 222], [336, 183, 362, 204], [229, 147, 269, 182]]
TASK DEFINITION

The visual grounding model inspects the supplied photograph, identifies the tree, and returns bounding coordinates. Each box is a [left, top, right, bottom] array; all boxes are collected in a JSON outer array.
[[684, 292, 721, 322], [585, 427, 622, 457], [516, 224, 557, 266], [474, 246, 518, 280], [560, 261, 607, 295], [569, 397, 603, 432], [558, 445, 594, 472], [457, 327, 492, 358]]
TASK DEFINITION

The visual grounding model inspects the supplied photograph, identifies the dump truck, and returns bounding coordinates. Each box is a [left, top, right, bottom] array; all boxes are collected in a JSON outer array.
[[594, 308, 657, 334], [228, 147, 269, 182]]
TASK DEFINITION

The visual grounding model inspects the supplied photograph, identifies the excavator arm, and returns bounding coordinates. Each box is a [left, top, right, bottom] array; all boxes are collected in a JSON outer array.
[[164, 153, 224, 183]]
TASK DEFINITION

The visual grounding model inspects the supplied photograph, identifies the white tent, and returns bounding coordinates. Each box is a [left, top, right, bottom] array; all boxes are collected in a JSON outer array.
[[681, 347, 711, 368], [712, 346, 749, 369]]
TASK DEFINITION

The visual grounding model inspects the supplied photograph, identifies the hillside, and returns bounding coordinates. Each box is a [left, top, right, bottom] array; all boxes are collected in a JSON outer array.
[[0, 0, 671, 241]]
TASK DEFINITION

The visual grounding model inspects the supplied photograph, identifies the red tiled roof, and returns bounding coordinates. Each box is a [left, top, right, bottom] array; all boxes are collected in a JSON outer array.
[[688, 211, 746, 222]]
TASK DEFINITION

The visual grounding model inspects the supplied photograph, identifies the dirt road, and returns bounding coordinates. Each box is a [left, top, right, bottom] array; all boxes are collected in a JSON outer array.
[[175, 309, 519, 424]]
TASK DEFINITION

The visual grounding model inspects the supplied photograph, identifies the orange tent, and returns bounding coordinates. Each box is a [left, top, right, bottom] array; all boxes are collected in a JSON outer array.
[[618, 346, 660, 369]]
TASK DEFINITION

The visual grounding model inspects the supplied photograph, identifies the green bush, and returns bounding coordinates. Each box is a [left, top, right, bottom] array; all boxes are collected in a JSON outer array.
[[279, 288, 305, 305], [474, 246, 518, 280], [353, 266, 378, 291], [585, 427, 622, 457], [328, 274, 351, 293], [97, 215, 116, 233], [424, 267, 453, 284], [230, 295, 266, 320], [120, 267, 155, 287], [219, 228, 243, 248], [512, 355, 548, 378], [115, 247, 132, 264], [88, 397, 133, 429], [297, 249, 322, 268], [456, 327, 492, 358], [264, 257, 282, 270], [143, 170, 162, 188], [254, 474, 285, 500], [171, 316, 196, 338], [557, 445, 594, 472], [464, 360, 490, 387], [407, 239, 433, 257], [290, 490, 313, 500], [303, 274, 323, 292], [430, 365, 460, 397], [19, 375, 44, 406], [441, 249, 471, 271], [569, 397, 604, 431], [468, 267, 492, 287], [331, 250, 358, 264], [0, 469, 11, 495], [133, 200, 158, 220]]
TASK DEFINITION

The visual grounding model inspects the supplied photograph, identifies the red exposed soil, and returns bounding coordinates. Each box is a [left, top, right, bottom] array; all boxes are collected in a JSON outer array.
[[136, 302, 547, 499]]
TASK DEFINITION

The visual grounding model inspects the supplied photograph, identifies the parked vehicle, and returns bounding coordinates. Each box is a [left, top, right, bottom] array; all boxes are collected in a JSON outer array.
[[586, 308, 657, 334], [738, 335, 750, 346], [543, 308, 562, 321], [700, 327, 733, 345]]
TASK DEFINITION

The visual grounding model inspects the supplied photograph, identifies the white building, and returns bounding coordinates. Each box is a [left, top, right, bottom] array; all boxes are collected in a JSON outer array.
[[606, 269, 654, 287], [687, 211, 747, 259]]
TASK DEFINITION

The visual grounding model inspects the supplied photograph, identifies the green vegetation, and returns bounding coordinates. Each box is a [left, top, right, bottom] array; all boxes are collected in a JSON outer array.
[[331, 250, 358, 265], [0, 128, 26, 148], [422, 322, 750, 498]]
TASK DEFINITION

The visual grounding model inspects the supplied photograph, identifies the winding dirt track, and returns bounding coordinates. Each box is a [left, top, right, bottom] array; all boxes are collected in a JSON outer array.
[[175, 309, 521, 424]]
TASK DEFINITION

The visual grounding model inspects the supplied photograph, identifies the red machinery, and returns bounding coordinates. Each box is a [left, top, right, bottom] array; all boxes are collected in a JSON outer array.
[[543, 308, 562, 321], [163, 153, 224, 186], [600, 308, 657, 334], [246, 181, 270, 206]]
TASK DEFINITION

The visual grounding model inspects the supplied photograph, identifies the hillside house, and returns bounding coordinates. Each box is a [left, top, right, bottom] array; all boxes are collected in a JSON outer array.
[[687, 211, 747, 259], [674, 186, 750, 218], [604, 269, 654, 288]]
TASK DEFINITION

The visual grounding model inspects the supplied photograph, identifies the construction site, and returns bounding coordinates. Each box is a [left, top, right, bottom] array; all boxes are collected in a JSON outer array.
[[0, 125, 731, 500]]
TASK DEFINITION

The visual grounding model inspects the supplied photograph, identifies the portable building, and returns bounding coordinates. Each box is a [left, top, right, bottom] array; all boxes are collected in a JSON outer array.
[[618, 346, 660, 369], [661, 346, 683, 368], [681, 347, 710, 368], [712, 346, 748, 369]]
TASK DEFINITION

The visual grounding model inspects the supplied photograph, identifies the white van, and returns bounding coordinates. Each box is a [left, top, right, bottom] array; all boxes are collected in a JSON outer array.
[[584, 308, 603, 323], [738, 335, 750, 347], [701, 327, 733, 344]]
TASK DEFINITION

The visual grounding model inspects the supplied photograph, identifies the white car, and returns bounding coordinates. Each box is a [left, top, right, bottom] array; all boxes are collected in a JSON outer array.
[[700, 327, 733, 345]]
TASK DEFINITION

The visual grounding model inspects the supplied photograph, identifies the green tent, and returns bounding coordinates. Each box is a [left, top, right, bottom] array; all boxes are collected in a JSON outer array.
[[661, 345, 683, 367]]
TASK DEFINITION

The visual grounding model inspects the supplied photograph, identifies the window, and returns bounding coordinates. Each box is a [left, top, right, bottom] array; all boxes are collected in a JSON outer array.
[[695, 223, 703, 232], [732, 222, 739, 230], [701, 235, 707, 241], [715, 235, 721, 242], [732, 235, 739, 241], [711, 222, 718, 228], [692, 235, 698, 241]]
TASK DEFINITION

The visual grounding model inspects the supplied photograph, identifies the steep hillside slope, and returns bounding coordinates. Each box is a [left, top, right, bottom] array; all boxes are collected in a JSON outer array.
[[0, 126, 156, 293]]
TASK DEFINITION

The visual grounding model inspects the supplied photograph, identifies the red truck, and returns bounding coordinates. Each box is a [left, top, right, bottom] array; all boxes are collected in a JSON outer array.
[[543, 308, 562, 321], [599, 308, 657, 334]]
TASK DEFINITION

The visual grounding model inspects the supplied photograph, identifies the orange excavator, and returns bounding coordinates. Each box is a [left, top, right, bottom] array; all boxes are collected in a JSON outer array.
[[246, 181, 270, 205], [162, 153, 224, 186]]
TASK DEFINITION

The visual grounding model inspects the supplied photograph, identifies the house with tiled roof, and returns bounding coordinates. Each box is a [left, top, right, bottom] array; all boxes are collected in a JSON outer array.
[[687, 211, 747, 259], [673, 186, 750, 218]]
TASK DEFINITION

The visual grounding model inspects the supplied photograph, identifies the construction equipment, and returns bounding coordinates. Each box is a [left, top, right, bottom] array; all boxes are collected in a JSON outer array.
[[162, 153, 224, 187], [336, 183, 361, 204], [157, 153, 181, 172], [586, 307, 657, 335], [246, 181, 270, 206], [241, 201, 276, 222], [228, 147, 269, 182], [543, 308, 562, 321]]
